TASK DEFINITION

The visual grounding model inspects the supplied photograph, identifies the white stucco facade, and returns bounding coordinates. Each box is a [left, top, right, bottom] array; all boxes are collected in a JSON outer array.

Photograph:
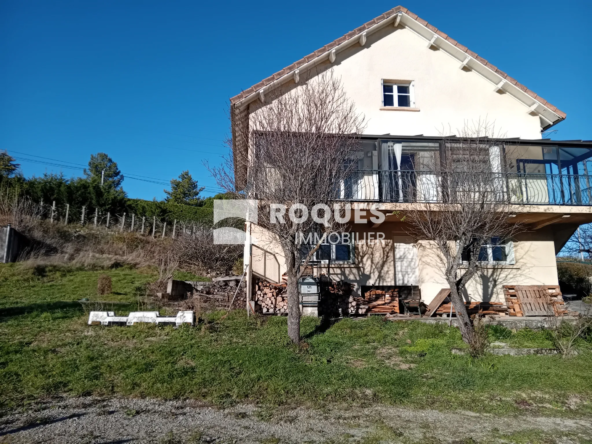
[[237, 7, 582, 310]]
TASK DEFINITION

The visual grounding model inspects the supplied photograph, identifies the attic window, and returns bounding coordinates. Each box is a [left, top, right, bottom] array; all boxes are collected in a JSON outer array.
[[382, 82, 413, 107]]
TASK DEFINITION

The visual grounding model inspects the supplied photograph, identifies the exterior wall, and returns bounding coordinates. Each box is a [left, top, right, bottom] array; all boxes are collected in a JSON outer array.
[[245, 24, 565, 306], [417, 228, 559, 305], [249, 26, 542, 139], [249, 223, 560, 304]]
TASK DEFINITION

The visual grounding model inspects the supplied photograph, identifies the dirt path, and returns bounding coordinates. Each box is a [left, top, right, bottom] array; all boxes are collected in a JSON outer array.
[[0, 397, 591, 443]]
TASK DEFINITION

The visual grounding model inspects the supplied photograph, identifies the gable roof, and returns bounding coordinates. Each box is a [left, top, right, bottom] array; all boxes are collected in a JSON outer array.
[[230, 6, 565, 129]]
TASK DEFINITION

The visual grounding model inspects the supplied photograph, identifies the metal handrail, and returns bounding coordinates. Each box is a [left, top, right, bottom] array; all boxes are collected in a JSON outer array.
[[339, 170, 592, 206], [252, 244, 281, 283]]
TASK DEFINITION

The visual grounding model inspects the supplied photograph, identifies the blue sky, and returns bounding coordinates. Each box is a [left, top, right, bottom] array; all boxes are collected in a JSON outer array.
[[1, 0, 590, 200]]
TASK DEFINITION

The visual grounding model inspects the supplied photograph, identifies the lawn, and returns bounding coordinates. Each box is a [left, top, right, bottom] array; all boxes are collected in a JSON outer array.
[[0, 262, 591, 417]]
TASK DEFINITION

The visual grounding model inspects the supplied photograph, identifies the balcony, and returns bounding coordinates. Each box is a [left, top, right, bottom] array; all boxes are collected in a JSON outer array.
[[341, 170, 592, 206]]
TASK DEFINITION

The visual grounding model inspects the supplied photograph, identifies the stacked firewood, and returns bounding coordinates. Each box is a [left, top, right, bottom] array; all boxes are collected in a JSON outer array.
[[435, 301, 508, 317], [348, 296, 368, 315], [364, 289, 400, 315], [254, 281, 288, 314]]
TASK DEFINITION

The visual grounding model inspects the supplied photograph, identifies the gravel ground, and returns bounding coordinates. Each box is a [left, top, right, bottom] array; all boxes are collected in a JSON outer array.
[[0, 397, 591, 443]]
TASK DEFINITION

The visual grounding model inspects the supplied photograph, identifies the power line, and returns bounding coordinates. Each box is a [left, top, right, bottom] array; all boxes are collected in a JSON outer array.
[[13, 155, 226, 193]]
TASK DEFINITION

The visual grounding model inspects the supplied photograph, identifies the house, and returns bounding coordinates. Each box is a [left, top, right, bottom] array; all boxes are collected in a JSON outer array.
[[229, 6, 592, 311]]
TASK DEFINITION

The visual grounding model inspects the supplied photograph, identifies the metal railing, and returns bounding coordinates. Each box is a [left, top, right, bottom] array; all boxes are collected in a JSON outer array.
[[339, 170, 592, 206]]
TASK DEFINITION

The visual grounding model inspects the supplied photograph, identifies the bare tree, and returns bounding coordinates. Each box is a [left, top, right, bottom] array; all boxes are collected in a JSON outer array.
[[406, 122, 523, 354], [214, 71, 365, 343], [561, 223, 592, 260], [549, 306, 592, 358]]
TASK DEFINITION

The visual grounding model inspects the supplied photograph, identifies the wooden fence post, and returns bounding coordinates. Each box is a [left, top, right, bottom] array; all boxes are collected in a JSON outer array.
[[141, 216, 145, 234], [120, 213, 126, 232], [50, 201, 56, 223], [81, 206, 86, 225], [65, 204, 69, 225], [172, 220, 176, 239], [131, 214, 135, 232], [152, 216, 156, 238], [94, 208, 98, 227], [162, 222, 167, 238], [106, 212, 110, 228]]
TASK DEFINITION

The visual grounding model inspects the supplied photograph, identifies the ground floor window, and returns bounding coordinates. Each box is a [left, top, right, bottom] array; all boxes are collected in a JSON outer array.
[[461, 237, 515, 265], [300, 233, 354, 264]]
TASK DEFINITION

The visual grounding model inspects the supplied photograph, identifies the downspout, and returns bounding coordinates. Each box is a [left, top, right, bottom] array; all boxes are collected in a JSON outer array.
[[244, 221, 253, 315]]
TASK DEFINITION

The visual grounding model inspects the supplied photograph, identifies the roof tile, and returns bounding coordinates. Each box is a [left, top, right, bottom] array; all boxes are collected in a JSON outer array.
[[505, 76, 518, 85], [455, 42, 468, 53]]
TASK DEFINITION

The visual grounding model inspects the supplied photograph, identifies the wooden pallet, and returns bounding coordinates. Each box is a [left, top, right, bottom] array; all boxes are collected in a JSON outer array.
[[504, 285, 566, 317], [425, 289, 451, 317]]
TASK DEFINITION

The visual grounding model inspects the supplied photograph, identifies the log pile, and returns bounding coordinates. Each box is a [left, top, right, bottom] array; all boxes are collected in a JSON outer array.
[[348, 296, 368, 315], [254, 281, 288, 314], [364, 289, 400, 315], [435, 301, 508, 318]]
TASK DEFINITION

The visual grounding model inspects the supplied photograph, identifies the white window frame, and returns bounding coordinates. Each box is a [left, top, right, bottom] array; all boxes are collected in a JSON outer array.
[[382, 81, 415, 108], [302, 237, 355, 264], [459, 238, 515, 266]]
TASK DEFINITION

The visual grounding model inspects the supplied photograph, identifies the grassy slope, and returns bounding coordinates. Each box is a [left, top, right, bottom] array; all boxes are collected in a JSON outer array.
[[0, 263, 591, 416]]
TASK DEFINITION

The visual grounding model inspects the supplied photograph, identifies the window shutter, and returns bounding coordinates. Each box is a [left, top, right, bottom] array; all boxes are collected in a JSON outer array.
[[505, 241, 515, 265], [381, 79, 384, 106]]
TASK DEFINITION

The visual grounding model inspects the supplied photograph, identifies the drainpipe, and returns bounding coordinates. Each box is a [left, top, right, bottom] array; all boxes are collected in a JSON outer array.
[[244, 221, 253, 315]]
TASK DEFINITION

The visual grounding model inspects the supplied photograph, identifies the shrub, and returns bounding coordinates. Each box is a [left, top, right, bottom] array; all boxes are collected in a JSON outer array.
[[97, 274, 112, 295], [557, 262, 592, 297], [487, 324, 512, 341], [232, 258, 244, 276]]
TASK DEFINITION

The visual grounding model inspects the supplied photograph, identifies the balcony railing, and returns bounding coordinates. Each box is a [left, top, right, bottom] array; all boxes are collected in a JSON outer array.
[[340, 170, 592, 206]]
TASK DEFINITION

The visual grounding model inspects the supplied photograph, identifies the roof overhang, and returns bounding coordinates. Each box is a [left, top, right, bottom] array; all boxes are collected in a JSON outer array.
[[358, 135, 592, 148], [230, 7, 565, 131]]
